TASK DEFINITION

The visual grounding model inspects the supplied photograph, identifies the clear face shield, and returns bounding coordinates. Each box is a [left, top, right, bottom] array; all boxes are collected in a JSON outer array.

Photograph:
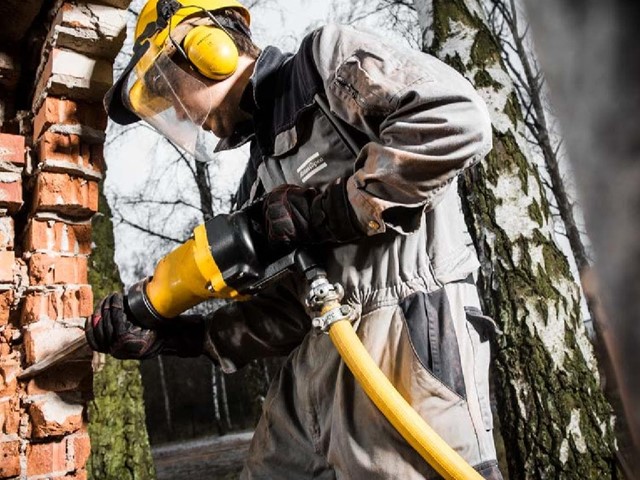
[[122, 46, 215, 162]]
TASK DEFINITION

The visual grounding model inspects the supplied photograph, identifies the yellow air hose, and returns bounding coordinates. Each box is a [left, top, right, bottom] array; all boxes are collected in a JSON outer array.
[[326, 312, 483, 480], [139, 223, 483, 479]]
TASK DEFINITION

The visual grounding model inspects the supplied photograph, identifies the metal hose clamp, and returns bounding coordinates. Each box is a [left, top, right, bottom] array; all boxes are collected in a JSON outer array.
[[312, 304, 357, 332]]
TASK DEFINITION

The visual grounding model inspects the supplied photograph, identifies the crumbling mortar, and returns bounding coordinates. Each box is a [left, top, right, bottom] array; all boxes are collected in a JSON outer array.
[[47, 123, 107, 144], [82, 3, 110, 43], [30, 1, 66, 113], [18, 401, 30, 479]]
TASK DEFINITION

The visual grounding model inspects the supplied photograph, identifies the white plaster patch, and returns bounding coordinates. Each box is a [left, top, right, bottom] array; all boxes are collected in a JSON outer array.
[[38, 392, 83, 424], [438, 19, 476, 66], [0, 217, 12, 248], [25, 321, 84, 363], [524, 299, 567, 370], [0, 171, 20, 183], [60, 224, 70, 252]]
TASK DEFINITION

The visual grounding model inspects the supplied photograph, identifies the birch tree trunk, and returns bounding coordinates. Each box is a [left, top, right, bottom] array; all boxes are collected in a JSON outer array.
[[413, 1, 617, 477]]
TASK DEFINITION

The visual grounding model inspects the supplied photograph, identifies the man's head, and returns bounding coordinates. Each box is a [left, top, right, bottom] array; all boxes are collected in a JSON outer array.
[[105, 0, 259, 158]]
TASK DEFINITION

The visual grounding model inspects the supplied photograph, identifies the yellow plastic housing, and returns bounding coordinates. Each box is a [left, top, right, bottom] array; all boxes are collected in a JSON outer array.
[[145, 224, 241, 318], [184, 26, 239, 80]]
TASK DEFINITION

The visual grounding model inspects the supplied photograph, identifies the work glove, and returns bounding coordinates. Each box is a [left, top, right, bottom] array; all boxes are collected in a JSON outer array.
[[261, 179, 364, 246], [85, 292, 205, 360]]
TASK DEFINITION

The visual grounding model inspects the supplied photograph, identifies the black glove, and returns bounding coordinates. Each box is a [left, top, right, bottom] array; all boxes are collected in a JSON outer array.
[[261, 179, 364, 246], [85, 292, 205, 360], [85, 292, 161, 359]]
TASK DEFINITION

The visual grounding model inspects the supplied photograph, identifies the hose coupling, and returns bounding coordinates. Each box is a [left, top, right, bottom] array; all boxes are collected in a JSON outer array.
[[305, 275, 343, 311], [304, 271, 356, 332], [312, 303, 357, 332]]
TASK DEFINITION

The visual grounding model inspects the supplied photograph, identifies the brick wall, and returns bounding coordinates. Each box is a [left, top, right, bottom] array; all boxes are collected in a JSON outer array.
[[0, 1, 131, 478]]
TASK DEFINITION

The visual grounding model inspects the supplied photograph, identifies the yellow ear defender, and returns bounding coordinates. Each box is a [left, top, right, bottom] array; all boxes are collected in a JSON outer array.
[[183, 25, 239, 81]]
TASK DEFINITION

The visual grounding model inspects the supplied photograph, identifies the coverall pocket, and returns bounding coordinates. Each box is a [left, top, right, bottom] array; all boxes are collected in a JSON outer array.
[[464, 306, 500, 431], [399, 289, 466, 400]]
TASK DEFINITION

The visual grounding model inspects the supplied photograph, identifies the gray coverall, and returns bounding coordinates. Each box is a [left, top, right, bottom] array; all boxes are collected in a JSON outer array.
[[204, 24, 502, 479]]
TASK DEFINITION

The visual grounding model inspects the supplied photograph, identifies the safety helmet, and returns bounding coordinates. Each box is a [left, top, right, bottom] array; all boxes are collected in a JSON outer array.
[[104, 0, 251, 161]]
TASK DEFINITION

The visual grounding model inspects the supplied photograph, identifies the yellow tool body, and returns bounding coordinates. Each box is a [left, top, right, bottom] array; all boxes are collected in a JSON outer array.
[[145, 224, 241, 318], [129, 212, 481, 479]]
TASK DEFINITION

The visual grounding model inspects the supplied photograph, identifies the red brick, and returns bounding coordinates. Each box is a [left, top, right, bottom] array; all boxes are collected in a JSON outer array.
[[33, 98, 107, 142], [37, 132, 102, 179], [38, 131, 89, 164], [59, 469, 88, 480], [26, 439, 69, 476], [0, 133, 26, 166], [0, 358, 19, 397], [25, 218, 92, 255], [33, 49, 113, 109], [62, 287, 93, 318], [0, 398, 20, 435], [0, 290, 13, 326], [69, 433, 90, 470], [29, 393, 83, 439], [23, 322, 84, 364], [33, 172, 98, 217], [22, 286, 93, 324], [27, 361, 93, 396], [29, 254, 88, 286], [0, 439, 20, 477], [0, 251, 15, 283], [89, 144, 106, 173], [0, 173, 23, 214], [0, 216, 14, 249]]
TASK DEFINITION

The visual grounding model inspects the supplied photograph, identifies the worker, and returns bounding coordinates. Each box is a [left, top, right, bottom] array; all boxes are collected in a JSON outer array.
[[86, 0, 503, 478]]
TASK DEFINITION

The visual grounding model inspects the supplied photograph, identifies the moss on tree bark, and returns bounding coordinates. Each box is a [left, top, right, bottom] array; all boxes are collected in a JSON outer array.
[[87, 185, 156, 480]]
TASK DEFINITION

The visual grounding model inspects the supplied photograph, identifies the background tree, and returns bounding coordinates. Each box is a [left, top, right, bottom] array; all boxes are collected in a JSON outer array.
[[413, 0, 617, 477], [87, 186, 156, 480], [482, 1, 633, 473], [521, 1, 640, 475]]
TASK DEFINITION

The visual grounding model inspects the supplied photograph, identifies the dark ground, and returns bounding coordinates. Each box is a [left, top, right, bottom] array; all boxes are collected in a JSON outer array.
[[152, 431, 253, 480]]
